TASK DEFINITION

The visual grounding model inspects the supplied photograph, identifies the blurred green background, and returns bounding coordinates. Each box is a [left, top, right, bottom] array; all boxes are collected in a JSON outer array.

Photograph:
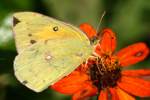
[[0, 0, 150, 100]]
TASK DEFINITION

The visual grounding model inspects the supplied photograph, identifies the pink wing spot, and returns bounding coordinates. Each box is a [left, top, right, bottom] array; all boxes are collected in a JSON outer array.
[[45, 52, 52, 61], [46, 55, 52, 60]]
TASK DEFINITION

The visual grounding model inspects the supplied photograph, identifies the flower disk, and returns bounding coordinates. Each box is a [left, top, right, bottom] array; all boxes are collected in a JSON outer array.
[[89, 56, 121, 91]]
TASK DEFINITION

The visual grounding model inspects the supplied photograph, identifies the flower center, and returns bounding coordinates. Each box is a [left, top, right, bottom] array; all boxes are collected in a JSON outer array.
[[89, 55, 121, 91]]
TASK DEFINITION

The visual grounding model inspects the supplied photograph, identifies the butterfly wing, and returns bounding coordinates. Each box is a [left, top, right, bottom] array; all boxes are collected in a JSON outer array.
[[13, 12, 89, 53], [14, 38, 92, 92], [13, 12, 93, 92]]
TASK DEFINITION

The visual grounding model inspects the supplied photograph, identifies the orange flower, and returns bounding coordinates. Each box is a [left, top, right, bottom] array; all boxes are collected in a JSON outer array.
[[51, 23, 150, 100]]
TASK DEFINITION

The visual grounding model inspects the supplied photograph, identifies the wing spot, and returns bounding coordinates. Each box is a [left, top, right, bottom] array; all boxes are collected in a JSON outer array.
[[30, 40, 36, 44], [53, 26, 59, 31], [45, 52, 52, 61], [45, 55, 52, 60], [22, 80, 28, 84], [76, 52, 83, 57], [28, 34, 32, 37], [13, 17, 20, 26], [43, 80, 46, 83]]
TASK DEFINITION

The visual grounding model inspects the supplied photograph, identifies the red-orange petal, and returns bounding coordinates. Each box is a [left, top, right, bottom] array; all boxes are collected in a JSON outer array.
[[109, 88, 119, 100], [122, 69, 150, 77], [116, 87, 135, 100], [95, 28, 117, 56], [118, 76, 150, 97], [117, 42, 149, 67], [72, 82, 97, 100], [79, 23, 96, 39], [51, 71, 89, 94], [98, 90, 108, 100]]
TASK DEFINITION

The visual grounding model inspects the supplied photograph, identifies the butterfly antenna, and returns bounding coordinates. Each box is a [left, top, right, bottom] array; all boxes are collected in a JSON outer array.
[[90, 11, 106, 46], [96, 11, 106, 35]]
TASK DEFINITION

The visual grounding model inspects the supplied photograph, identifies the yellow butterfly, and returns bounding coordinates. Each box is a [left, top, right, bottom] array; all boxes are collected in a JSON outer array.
[[13, 12, 93, 92]]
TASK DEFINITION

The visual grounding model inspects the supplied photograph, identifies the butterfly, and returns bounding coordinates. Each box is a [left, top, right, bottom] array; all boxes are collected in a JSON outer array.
[[13, 12, 93, 92]]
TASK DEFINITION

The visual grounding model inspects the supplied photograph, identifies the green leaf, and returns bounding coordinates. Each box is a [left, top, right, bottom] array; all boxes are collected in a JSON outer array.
[[0, 14, 16, 51]]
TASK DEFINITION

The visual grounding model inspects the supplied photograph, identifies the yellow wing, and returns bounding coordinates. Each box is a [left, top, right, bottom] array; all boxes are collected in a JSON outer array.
[[14, 38, 92, 92], [13, 12, 93, 92], [13, 12, 89, 53]]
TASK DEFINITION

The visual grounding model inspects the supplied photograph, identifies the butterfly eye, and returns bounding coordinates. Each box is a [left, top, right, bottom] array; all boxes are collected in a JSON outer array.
[[53, 26, 59, 31]]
